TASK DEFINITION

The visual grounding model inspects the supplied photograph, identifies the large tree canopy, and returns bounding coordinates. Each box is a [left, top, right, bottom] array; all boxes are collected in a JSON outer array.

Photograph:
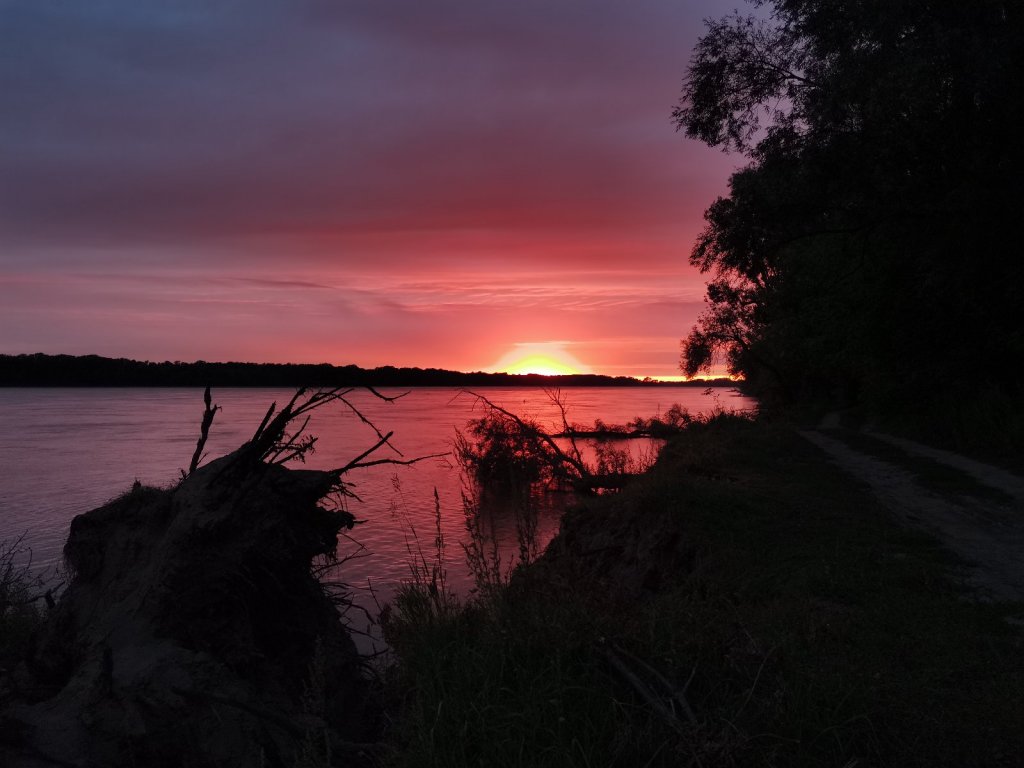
[[677, 0, 1024, 449]]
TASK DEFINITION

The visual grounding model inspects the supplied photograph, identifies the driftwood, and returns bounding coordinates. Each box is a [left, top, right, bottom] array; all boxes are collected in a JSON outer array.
[[4, 387, 437, 768], [462, 390, 586, 475]]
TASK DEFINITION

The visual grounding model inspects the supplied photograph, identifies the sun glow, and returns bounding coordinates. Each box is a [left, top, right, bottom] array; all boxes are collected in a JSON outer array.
[[488, 342, 590, 376], [503, 355, 578, 375]]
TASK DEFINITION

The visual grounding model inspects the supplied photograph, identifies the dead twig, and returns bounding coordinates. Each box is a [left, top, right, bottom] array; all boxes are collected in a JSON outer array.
[[603, 645, 688, 734], [188, 385, 220, 474], [612, 642, 698, 726]]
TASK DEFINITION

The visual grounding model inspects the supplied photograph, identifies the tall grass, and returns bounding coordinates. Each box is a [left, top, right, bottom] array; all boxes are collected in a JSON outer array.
[[0, 536, 48, 674]]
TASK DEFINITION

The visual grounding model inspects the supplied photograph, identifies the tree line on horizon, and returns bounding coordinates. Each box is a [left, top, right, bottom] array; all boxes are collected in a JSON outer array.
[[0, 353, 733, 389], [676, 0, 1022, 452]]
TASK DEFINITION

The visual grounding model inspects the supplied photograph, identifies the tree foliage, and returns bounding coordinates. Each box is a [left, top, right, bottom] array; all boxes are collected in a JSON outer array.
[[676, 0, 1024, 445]]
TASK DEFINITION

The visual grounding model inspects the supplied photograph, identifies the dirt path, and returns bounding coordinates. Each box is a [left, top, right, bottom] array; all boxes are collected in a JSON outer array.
[[801, 430, 1024, 603], [865, 431, 1024, 504]]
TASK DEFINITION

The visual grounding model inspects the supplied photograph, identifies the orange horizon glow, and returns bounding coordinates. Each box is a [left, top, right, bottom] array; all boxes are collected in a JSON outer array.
[[474, 371, 744, 381], [651, 373, 743, 383], [473, 342, 743, 380]]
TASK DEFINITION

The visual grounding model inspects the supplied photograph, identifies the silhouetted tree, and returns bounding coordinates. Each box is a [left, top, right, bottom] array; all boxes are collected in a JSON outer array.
[[676, 0, 1024, 445]]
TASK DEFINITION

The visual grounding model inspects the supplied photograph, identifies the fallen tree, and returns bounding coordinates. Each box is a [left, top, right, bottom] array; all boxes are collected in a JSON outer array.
[[456, 390, 659, 494], [1, 387, 436, 768]]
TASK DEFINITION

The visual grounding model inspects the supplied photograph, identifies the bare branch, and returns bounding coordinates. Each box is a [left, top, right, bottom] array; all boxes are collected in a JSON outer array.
[[333, 431, 396, 475], [341, 453, 448, 472], [364, 385, 408, 403], [545, 387, 586, 470], [337, 394, 405, 458]]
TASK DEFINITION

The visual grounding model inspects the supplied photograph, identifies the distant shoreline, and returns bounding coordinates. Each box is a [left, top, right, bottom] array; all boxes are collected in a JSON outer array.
[[0, 353, 740, 389]]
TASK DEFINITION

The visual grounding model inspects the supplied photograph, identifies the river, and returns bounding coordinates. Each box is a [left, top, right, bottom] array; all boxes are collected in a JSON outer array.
[[0, 386, 754, 635]]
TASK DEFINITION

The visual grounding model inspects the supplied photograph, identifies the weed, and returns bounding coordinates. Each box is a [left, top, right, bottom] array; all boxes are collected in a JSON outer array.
[[0, 536, 48, 674]]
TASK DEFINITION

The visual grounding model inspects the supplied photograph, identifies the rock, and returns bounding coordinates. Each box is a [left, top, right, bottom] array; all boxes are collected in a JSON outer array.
[[3, 445, 377, 767]]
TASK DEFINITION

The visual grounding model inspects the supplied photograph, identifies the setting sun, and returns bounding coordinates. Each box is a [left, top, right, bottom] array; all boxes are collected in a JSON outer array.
[[488, 342, 591, 376], [503, 356, 578, 375]]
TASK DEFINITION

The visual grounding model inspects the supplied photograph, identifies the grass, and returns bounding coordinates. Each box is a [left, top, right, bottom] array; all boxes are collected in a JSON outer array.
[[381, 414, 1024, 767]]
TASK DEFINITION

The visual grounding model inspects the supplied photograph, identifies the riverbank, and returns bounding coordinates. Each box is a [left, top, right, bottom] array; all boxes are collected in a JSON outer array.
[[3, 408, 1021, 766], [382, 414, 1024, 767]]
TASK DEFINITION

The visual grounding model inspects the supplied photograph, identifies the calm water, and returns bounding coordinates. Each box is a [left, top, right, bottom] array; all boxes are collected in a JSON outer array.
[[0, 386, 753, 617]]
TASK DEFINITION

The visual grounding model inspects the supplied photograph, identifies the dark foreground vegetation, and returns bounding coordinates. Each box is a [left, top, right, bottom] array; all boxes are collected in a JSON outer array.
[[0, 353, 730, 389], [674, 0, 1024, 457], [383, 413, 1024, 767], [2, 390, 1021, 767]]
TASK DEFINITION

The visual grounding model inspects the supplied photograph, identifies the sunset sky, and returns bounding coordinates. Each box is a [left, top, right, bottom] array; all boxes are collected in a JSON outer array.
[[1, 0, 742, 379]]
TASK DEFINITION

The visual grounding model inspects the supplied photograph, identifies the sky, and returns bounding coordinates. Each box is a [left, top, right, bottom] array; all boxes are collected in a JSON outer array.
[[1, 0, 743, 379]]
